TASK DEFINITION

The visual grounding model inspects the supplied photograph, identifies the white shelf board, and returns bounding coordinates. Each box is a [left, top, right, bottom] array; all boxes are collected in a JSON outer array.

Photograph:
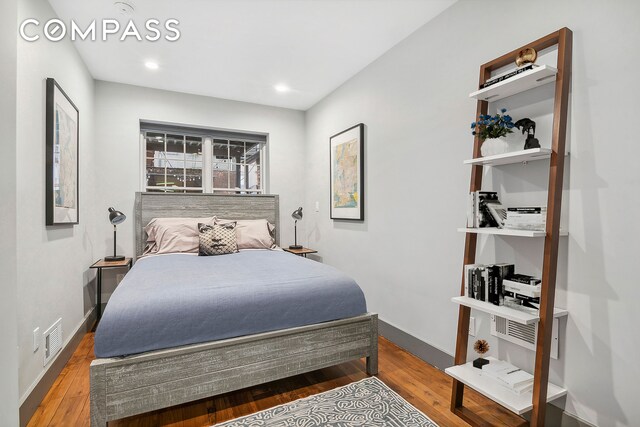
[[464, 148, 552, 166], [458, 227, 568, 237], [445, 357, 567, 415], [469, 65, 558, 102], [452, 296, 568, 325]]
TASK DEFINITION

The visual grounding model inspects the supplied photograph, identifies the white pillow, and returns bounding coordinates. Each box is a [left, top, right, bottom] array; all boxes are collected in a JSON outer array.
[[215, 218, 276, 250], [143, 216, 216, 255]]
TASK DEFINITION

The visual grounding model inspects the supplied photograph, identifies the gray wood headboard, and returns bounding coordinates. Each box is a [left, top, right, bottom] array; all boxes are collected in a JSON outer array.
[[134, 192, 280, 258]]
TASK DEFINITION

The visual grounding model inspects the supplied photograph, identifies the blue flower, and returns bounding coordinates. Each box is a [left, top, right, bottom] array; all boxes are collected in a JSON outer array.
[[507, 123, 515, 128], [504, 115, 512, 122], [500, 108, 507, 113], [471, 122, 476, 129]]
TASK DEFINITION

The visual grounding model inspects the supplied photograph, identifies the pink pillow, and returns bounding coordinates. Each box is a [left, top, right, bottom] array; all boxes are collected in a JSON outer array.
[[144, 217, 216, 255], [216, 218, 276, 250]]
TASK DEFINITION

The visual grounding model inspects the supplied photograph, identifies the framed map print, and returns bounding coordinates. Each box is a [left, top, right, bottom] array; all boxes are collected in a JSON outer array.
[[46, 78, 79, 225], [330, 123, 364, 220]]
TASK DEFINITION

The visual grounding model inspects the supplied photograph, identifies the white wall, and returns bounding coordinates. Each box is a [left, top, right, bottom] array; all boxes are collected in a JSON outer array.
[[0, 0, 20, 423], [94, 81, 306, 270], [303, 1, 640, 426], [16, 0, 99, 401]]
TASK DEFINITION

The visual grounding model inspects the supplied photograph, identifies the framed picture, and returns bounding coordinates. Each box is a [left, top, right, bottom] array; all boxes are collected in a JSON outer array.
[[46, 78, 79, 225], [330, 123, 364, 220]]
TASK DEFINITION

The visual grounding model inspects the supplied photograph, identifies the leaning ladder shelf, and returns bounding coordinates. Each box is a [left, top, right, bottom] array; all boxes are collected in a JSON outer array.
[[449, 28, 572, 427]]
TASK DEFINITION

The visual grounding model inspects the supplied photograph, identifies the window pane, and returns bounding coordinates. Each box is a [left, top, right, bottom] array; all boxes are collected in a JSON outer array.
[[213, 140, 229, 160], [185, 162, 202, 188], [166, 134, 184, 153], [185, 137, 203, 161], [146, 167, 165, 187], [229, 141, 244, 163], [165, 168, 185, 188], [146, 133, 165, 158], [245, 142, 260, 163], [246, 163, 261, 190]]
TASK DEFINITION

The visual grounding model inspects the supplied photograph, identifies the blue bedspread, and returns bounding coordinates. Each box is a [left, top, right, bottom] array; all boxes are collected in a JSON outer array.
[[94, 251, 367, 358]]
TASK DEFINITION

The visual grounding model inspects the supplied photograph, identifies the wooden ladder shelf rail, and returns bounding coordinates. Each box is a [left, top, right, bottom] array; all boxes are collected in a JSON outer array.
[[450, 27, 572, 427]]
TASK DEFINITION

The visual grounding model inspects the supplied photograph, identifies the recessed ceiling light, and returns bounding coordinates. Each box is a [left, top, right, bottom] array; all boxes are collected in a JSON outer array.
[[145, 61, 159, 70], [274, 84, 290, 93]]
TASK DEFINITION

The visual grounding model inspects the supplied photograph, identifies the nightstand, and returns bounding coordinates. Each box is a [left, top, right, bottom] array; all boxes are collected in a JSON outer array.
[[283, 247, 318, 258], [90, 258, 133, 320]]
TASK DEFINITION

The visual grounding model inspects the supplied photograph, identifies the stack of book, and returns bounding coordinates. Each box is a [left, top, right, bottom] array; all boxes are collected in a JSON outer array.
[[503, 273, 541, 313], [465, 265, 543, 313], [504, 207, 547, 231], [480, 64, 539, 89], [464, 263, 515, 306], [481, 359, 534, 395], [467, 191, 506, 228]]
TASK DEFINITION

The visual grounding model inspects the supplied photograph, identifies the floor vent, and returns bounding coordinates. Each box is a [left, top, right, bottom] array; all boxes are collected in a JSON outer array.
[[43, 318, 63, 366], [490, 314, 559, 359]]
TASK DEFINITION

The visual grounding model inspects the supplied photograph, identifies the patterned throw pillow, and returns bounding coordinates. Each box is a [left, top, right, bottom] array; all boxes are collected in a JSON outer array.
[[198, 222, 238, 256]]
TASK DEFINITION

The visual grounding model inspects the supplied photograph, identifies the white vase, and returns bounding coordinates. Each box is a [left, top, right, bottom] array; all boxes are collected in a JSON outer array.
[[480, 138, 509, 157]]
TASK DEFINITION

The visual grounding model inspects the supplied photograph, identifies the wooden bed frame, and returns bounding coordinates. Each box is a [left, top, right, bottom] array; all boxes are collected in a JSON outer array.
[[90, 192, 378, 426]]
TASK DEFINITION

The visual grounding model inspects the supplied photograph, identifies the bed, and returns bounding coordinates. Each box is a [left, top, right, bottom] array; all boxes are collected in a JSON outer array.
[[90, 192, 378, 426]]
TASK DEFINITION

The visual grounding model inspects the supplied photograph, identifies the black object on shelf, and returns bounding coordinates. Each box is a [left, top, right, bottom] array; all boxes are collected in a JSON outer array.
[[473, 358, 490, 369]]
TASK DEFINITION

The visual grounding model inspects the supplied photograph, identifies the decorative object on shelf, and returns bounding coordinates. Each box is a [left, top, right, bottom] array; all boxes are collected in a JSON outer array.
[[46, 78, 79, 225], [472, 339, 491, 369], [515, 47, 537, 67], [330, 123, 364, 221], [289, 207, 303, 249], [471, 109, 516, 157], [514, 118, 540, 150], [105, 207, 126, 261]]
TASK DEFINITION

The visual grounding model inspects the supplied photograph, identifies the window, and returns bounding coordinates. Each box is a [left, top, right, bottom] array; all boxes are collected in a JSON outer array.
[[212, 139, 261, 194], [144, 132, 203, 193], [141, 123, 266, 194]]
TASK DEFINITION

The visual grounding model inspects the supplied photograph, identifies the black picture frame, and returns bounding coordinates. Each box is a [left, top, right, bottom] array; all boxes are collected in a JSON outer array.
[[329, 123, 364, 221], [46, 78, 79, 225]]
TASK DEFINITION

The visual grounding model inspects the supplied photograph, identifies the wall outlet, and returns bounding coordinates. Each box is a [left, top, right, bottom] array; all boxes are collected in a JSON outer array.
[[33, 327, 40, 352], [315, 201, 319, 212], [468, 317, 476, 337]]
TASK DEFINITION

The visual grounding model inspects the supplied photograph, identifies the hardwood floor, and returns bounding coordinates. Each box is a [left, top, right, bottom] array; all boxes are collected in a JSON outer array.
[[27, 332, 524, 426]]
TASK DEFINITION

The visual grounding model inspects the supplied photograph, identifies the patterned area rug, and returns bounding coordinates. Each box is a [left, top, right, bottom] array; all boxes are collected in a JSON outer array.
[[213, 377, 439, 426]]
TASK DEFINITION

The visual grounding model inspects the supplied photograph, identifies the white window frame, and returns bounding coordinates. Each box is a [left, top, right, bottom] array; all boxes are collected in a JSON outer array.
[[140, 128, 266, 194]]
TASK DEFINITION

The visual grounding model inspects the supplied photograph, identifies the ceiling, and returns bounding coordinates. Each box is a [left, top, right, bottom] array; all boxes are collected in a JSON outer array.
[[48, 0, 456, 110]]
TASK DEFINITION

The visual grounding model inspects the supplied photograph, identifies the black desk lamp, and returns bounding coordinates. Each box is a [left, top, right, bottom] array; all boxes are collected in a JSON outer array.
[[105, 207, 126, 261], [289, 207, 303, 249]]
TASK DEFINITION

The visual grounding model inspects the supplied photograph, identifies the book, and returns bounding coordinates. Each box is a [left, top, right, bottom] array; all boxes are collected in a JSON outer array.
[[505, 207, 547, 231], [504, 273, 541, 286], [480, 64, 538, 89], [487, 203, 507, 228], [474, 266, 486, 301], [475, 191, 500, 228], [481, 359, 534, 395], [464, 263, 514, 305], [504, 294, 540, 312], [465, 264, 483, 298], [467, 192, 476, 228], [493, 263, 514, 306], [503, 279, 541, 298]]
